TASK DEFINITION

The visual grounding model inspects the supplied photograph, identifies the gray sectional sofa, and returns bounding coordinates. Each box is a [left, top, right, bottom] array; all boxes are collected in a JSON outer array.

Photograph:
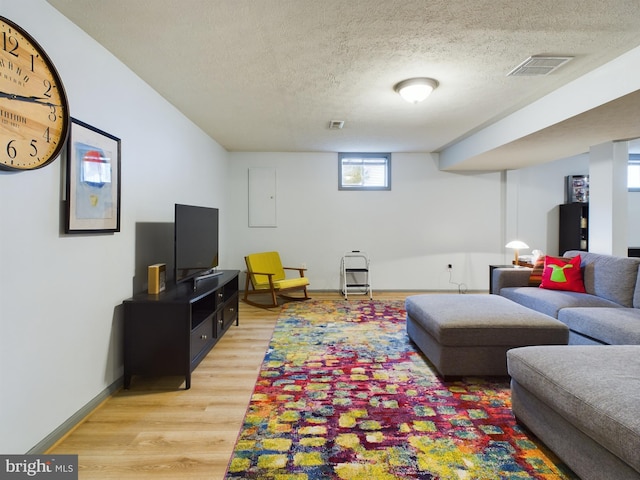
[[507, 345, 640, 480], [492, 250, 640, 345], [492, 251, 640, 479]]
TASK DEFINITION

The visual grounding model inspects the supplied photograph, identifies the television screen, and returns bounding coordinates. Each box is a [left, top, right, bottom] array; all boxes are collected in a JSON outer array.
[[174, 204, 219, 284]]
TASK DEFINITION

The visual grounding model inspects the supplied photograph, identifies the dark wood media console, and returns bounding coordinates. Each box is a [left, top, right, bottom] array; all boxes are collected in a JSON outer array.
[[123, 270, 239, 389]]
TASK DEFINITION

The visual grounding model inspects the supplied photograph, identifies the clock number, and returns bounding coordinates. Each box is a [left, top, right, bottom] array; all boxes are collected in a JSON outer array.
[[43, 127, 51, 143], [3, 140, 39, 160], [43, 79, 52, 98], [2, 31, 19, 57], [6, 139, 17, 159], [48, 106, 57, 123]]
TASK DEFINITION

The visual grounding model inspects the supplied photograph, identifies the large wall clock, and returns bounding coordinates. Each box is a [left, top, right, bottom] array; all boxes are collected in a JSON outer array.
[[0, 16, 70, 171]]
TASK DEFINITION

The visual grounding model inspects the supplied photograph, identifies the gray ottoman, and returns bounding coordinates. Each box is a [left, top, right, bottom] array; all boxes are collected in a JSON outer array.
[[405, 294, 569, 377]]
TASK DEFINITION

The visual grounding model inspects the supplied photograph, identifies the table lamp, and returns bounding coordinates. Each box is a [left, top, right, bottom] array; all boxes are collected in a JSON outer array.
[[505, 240, 529, 265]]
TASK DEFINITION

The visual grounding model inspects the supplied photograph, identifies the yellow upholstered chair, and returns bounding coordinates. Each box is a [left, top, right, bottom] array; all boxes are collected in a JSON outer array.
[[243, 251, 310, 308]]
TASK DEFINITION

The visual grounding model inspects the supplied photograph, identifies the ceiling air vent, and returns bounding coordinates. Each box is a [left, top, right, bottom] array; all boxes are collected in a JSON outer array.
[[507, 56, 574, 77], [329, 120, 345, 129]]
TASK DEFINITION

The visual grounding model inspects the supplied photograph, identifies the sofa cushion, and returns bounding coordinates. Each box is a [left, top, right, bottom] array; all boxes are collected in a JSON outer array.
[[507, 345, 640, 474], [565, 250, 640, 307], [558, 307, 640, 345], [540, 255, 586, 293], [500, 286, 620, 318]]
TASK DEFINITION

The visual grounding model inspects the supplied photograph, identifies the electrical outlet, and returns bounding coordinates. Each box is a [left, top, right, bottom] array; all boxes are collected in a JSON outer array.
[[447, 264, 453, 269]]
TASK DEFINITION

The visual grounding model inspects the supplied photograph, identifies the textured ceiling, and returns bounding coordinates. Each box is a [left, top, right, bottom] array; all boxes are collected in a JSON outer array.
[[47, 0, 640, 170]]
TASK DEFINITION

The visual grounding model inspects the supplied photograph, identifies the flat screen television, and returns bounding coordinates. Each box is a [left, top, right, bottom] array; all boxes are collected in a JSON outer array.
[[174, 204, 219, 285]]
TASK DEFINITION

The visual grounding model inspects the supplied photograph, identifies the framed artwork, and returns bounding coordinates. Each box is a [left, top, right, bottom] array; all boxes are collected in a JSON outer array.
[[65, 118, 121, 233]]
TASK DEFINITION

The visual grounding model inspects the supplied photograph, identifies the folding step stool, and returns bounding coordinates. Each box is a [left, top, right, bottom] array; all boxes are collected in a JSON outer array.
[[340, 251, 372, 299]]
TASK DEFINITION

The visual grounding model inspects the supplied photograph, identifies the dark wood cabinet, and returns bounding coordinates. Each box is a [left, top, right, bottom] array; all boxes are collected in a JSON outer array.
[[559, 203, 589, 254], [123, 270, 239, 389]]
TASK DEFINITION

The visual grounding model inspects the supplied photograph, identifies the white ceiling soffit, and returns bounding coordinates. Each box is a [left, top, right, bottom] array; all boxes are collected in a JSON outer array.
[[439, 44, 640, 171], [46, 0, 640, 171], [444, 90, 640, 172]]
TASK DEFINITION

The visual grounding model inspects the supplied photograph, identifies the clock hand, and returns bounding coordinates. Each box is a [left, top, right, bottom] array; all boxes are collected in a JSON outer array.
[[0, 91, 62, 107]]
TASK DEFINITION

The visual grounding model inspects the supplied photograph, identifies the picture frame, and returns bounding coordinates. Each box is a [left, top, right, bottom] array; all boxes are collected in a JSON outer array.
[[65, 118, 121, 233]]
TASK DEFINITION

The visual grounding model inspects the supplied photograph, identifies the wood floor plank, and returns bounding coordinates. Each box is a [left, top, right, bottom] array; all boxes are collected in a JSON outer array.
[[47, 291, 411, 479]]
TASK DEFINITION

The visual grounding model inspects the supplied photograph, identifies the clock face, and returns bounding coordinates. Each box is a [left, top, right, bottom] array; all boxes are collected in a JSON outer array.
[[0, 17, 70, 171]]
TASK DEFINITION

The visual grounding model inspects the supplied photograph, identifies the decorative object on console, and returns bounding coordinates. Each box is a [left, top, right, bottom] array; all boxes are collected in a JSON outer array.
[[147, 263, 166, 294], [540, 255, 586, 293], [505, 240, 529, 266], [65, 118, 121, 233], [0, 17, 70, 171]]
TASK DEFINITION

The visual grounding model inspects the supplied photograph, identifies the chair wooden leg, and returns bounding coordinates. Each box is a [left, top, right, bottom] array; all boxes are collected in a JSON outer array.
[[278, 287, 311, 303], [242, 290, 280, 309], [243, 273, 252, 304], [243, 274, 279, 309], [242, 296, 279, 309]]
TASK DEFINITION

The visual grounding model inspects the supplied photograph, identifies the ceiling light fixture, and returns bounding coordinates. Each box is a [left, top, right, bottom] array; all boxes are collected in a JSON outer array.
[[394, 78, 438, 104]]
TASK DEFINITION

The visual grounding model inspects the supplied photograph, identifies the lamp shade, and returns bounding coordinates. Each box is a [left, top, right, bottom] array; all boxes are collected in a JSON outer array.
[[394, 78, 438, 104], [505, 240, 529, 250]]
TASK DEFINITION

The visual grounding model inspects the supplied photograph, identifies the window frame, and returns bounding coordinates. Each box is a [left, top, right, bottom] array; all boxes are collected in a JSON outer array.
[[338, 152, 391, 191], [629, 154, 640, 192]]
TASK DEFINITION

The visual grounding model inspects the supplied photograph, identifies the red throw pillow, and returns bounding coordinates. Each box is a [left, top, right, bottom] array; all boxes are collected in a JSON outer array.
[[540, 255, 586, 292]]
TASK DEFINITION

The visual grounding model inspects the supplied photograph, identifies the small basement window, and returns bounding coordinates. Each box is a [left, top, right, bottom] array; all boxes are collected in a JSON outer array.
[[338, 153, 391, 191]]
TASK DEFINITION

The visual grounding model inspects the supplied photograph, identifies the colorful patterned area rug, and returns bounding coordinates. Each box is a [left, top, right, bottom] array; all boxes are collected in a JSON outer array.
[[226, 300, 576, 479]]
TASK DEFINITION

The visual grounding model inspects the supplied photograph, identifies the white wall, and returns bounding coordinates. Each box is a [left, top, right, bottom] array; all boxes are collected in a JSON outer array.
[[227, 152, 504, 291], [226, 150, 634, 298], [630, 191, 640, 246], [589, 142, 629, 255], [0, 0, 229, 453]]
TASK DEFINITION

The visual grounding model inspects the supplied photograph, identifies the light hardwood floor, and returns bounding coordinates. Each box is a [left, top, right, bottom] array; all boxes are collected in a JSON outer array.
[[48, 291, 416, 479]]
